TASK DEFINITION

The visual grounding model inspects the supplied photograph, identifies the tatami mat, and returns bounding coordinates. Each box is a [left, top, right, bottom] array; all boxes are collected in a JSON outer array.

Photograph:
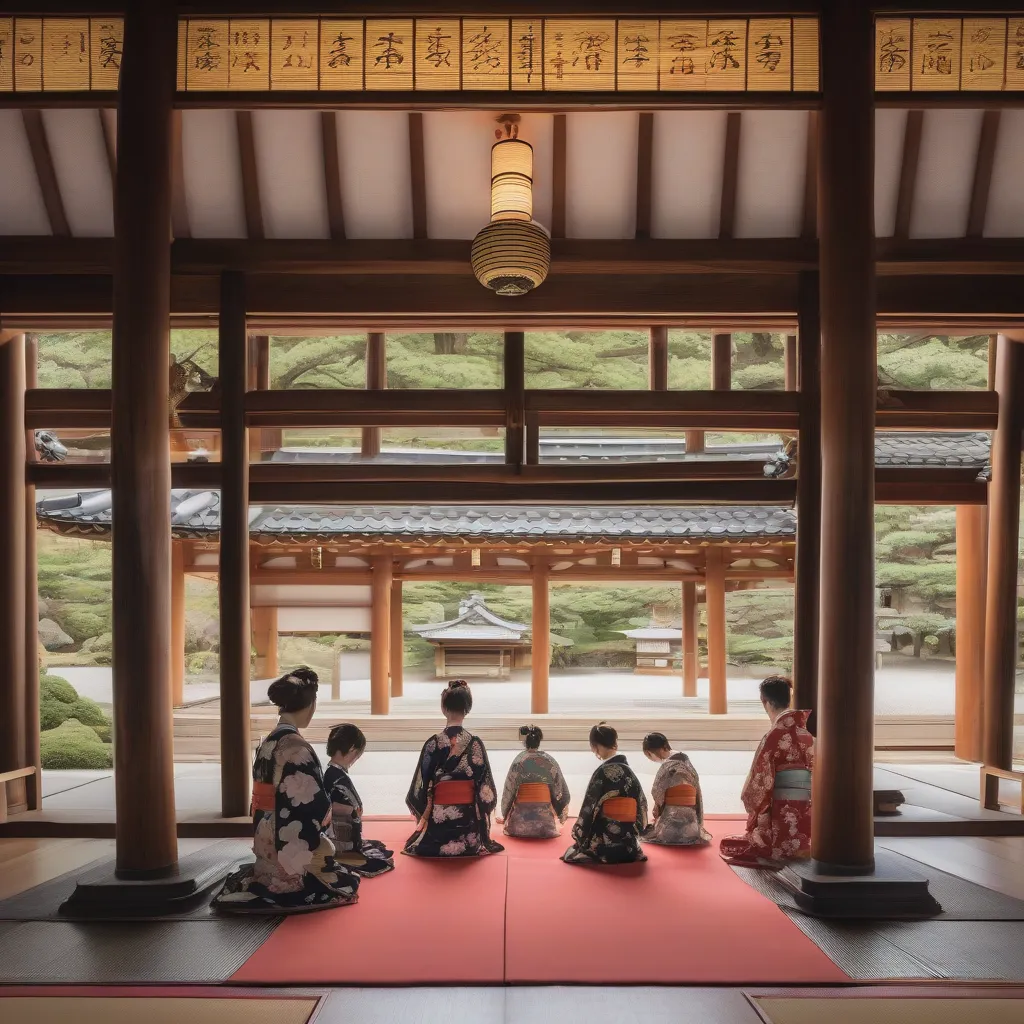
[[0, 996, 318, 1024], [754, 996, 1024, 1024]]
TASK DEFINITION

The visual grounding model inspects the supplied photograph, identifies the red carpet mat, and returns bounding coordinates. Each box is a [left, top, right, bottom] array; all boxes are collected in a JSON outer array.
[[231, 820, 507, 985], [231, 817, 848, 986], [504, 819, 848, 985]]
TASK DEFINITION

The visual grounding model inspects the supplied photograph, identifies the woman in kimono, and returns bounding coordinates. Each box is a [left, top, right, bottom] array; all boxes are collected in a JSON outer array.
[[323, 723, 395, 877], [639, 732, 711, 847], [213, 668, 360, 913], [720, 675, 814, 866], [403, 680, 504, 858], [496, 725, 571, 839], [562, 722, 648, 866]]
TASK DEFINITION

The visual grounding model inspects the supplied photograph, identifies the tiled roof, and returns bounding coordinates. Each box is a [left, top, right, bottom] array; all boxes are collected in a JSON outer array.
[[37, 490, 797, 541], [873, 432, 989, 468]]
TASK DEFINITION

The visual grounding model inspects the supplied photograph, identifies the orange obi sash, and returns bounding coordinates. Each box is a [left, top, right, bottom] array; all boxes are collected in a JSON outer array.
[[434, 780, 475, 805], [602, 797, 637, 822], [251, 781, 276, 814], [664, 784, 697, 807], [516, 782, 551, 804]]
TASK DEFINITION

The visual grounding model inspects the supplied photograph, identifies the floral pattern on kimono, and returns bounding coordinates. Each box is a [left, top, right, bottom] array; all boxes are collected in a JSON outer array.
[[213, 724, 360, 913], [500, 749, 571, 839], [720, 709, 814, 865], [323, 763, 395, 877], [640, 751, 711, 847], [562, 755, 648, 866], [403, 726, 505, 858]]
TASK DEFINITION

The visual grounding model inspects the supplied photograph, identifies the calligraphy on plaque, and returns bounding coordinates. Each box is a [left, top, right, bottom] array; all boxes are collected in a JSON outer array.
[[747, 18, 792, 90], [43, 17, 89, 90], [187, 19, 229, 90], [319, 19, 362, 91], [875, 18, 911, 90], [660, 20, 709, 90], [90, 17, 123, 90], [364, 18, 412, 90], [462, 19, 509, 90], [617, 20, 659, 91], [1009, 18, 1024, 90], [228, 19, 270, 90], [962, 18, 1006, 90], [913, 18, 961, 90], [416, 19, 460, 89], [511, 18, 541, 90], [0, 18, 12, 91], [544, 19, 615, 90], [14, 17, 42, 91], [271, 19, 318, 90]]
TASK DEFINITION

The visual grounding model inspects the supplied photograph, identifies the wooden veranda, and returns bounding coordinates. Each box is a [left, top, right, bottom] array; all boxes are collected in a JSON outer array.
[[1, 2, 1023, 890]]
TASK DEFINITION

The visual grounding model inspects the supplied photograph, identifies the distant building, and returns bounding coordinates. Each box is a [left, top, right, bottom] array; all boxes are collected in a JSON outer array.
[[411, 591, 571, 679], [619, 625, 683, 675]]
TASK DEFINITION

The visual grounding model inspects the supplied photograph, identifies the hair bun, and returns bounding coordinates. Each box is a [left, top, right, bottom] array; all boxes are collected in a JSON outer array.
[[447, 678, 468, 689]]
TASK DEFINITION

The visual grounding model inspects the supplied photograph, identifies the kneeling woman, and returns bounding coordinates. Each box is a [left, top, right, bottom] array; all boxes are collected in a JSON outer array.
[[498, 725, 571, 838], [404, 680, 504, 858], [640, 732, 711, 847], [562, 722, 648, 866], [213, 668, 360, 913], [324, 723, 395, 876]]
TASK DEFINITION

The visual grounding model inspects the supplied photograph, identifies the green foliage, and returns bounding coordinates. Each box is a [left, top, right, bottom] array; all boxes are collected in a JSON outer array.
[[69, 697, 108, 728], [269, 335, 367, 389], [79, 633, 113, 665], [40, 718, 113, 770], [387, 332, 503, 389], [40, 672, 77, 705], [38, 671, 111, 738], [40, 697, 73, 731], [877, 334, 988, 390], [57, 608, 109, 644]]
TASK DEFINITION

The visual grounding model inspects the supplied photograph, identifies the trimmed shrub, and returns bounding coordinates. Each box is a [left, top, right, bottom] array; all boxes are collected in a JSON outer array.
[[40, 672, 77, 705], [69, 697, 107, 728], [40, 697, 72, 731], [79, 632, 113, 666], [57, 607, 108, 644], [40, 718, 113, 770]]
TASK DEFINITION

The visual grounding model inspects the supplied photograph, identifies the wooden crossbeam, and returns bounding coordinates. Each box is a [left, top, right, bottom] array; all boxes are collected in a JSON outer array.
[[635, 111, 654, 241], [894, 109, 923, 240], [801, 110, 818, 239], [236, 110, 264, 240], [967, 109, 1001, 239], [321, 111, 346, 241], [718, 112, 742, 241], [552, 113, 567, 239], [408, 111, 427, 240], [98, 108, 117, 184], [21, 110, 69, 238]]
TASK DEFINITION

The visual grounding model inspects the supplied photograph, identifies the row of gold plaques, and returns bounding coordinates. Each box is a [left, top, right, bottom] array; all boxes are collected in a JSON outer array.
[[876, 17, 1024, 91], [0, 16, 122, 90]]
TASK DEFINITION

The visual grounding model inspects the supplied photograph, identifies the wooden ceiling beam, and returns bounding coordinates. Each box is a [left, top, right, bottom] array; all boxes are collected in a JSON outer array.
[[967, 109, 1001, 239], [321, 111, 346, 241], [893, 109, 923, 240], [236, 110, 264, 240], [552, 113, 567, 240], [171, 109, 191, 239], [98, 108, 117, 185], [408, 111, 427, 240], [801, 111, 818, 239], [21, 110, 70, 238], [635, 112, 654, 241], [718, 112, 742, 241]]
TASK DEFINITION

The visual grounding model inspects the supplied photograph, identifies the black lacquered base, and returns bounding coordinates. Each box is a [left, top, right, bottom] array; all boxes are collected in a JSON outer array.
[[778, 847, 941, 919]]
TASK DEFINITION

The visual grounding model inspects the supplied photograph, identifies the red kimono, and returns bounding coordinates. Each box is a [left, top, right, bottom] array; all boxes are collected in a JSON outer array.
[[720, 709, 814, 865]]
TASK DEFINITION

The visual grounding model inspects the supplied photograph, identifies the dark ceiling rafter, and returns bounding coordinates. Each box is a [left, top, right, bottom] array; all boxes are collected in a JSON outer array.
[[97, 108, 116, 185], [320, 110, 346, 241], [894, 109, 924, 240], [408, 111, 428, 241], [21, 109, 70, 238], [635, 111, 654, 241], [718, 111, 741, 241], [801, 110, 818, 239], [967, 109, 1001, 239], [235, 109, 264, 241], [551, 113, 567, 240], [170, 109, 191, 240]]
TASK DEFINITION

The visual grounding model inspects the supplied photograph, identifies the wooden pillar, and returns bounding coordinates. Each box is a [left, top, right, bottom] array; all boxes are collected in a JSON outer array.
[[110, 0, 178, 875], [956, 504, 987, 763], [531, 557, 550, 714], [252, 606, 278, 679], [705, 548, 728, 714], [784, 334, 799, 390], [712, 333, 732, 391], [24, 335, 40, 810], [0, 332, 28, 815], [434, 645, 445, 678], [390, 579, 404, 697], [219, 270, 251, 818], [682, 580, 698, 698], [361, 333, 386, 459], [170, 539, 185, 707], [813, 0, 876, 873], [649, 326, 668, 391], [371, 556, 392, 714], [793, 273, 822, 713], [251, 335, 275, 460], [983, 335, 1024, 786], [505, 331, 525, 468]]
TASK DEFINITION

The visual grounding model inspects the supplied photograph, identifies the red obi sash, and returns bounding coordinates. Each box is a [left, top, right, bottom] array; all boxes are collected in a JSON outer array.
[[251, 781, 276, 813], [516, 782, 551, 804], [664, 784, 697, 807], [434, 780, 476, 805], [602, 797, 637, 822]]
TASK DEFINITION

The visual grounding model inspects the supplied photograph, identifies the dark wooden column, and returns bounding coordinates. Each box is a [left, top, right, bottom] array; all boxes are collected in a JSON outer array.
[[251, 335, 275, 460], [362, 333, 386, 459], [531, 555, 550, 714], [681, 580, 698, 698], [24, 335, 40, 810], [0, 332, 28, 815], [219, 270, 251, 818], [712, 333, 732, 391], [505, 331, 525, 468], [793, 273, 822, 713], [390, 579, 404, 698], [705, 548, 728, 714], [784, 334, 798, 391], [956, 503, 987, 763], [982, 335, 1024, 788], [110, 0, 177, 874], [813, 0, 876, 873], [170, 539, 185, 707], [370, 555, 392, 714], [649, 326, 668, 392]]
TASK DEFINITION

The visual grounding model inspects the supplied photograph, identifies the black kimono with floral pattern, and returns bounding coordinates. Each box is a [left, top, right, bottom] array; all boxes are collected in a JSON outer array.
[[561, 754, 649, 866], [404, 726, 505, 857], [323, 762, 395, 877], [212, 723, 360, 913]]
